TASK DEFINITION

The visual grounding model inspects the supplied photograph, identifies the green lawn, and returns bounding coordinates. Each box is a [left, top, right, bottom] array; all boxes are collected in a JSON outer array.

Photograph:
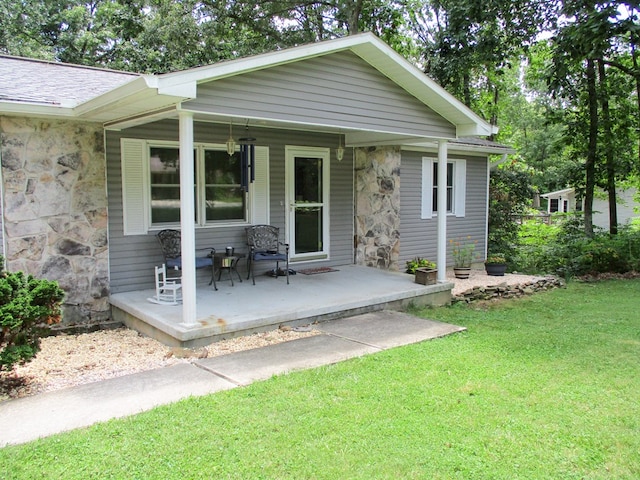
[[1, 280, 639, 479]]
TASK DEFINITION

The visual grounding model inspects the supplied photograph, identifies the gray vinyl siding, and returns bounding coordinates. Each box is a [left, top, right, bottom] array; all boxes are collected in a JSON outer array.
[[184, 52, 456, 139], [106, 120, 354, 293], [399, 149, 488, 268]]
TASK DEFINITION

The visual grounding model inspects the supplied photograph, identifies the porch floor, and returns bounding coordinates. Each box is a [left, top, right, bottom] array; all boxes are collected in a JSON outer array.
[[109, 265, 453, 347]]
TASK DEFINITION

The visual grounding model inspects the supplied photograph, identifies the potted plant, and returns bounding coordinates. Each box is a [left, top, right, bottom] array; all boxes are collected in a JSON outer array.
[[450, 238, 477, 279], [405, 257, 437, 285], [485, 253, 507, 276]]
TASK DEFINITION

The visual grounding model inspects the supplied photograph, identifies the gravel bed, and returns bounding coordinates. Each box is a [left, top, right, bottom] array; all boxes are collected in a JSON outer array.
[[0, 327, 318, 402]]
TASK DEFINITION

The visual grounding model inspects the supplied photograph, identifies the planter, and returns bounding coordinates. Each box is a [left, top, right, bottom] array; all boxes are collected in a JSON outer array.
[[485, 263, 507, 276], [453, 267, 471, 279], [415, 267, 437, 285]]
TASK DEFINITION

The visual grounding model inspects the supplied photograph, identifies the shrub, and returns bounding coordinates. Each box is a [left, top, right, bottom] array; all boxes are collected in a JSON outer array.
[[405, 257, 436, 274], [0, 260, 64, 372], [513, 215, 640, 278]]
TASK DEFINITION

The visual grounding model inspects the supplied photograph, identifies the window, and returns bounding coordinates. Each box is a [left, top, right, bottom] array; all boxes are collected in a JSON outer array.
[[203, 150, 244, 222], [121, 138, 269, 235], [432, 161, 454, 213], [421, 157, 466, 219], [148, 145, 244, 226]]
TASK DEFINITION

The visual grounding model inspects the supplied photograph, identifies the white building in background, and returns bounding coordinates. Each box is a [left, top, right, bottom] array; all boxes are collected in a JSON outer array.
[[541, 187, 639, 228]]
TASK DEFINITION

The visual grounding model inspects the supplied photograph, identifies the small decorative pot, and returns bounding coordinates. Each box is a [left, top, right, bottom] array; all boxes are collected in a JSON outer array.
[[485, 263, 507, 276], [415, 267, 437, 285], [453, 267, 471, 279]]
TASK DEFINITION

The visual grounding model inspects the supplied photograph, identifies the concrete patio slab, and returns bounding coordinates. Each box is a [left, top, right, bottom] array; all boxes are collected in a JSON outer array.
[[318, 310, 466, 349]]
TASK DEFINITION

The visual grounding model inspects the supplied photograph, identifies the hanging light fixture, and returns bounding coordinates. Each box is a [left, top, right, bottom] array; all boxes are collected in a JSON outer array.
[[239, 120, 256, 192], [226, 122, 236, 156], [336, 133, 345, 162]]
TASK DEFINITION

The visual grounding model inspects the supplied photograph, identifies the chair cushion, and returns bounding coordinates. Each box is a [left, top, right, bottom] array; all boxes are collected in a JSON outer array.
[[166, 257, 213, 269], [254, 252, 287, 262]]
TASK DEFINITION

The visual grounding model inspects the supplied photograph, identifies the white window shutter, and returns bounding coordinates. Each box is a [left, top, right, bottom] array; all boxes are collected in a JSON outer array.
[[455, 159, 466, 217], [250, 146, 270, 224], [421, 157, 434, 219], [121, 138, 149, 235]]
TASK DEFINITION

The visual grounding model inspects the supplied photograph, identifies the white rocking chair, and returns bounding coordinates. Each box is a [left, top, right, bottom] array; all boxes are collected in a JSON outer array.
[[149, 264, 182, 305]]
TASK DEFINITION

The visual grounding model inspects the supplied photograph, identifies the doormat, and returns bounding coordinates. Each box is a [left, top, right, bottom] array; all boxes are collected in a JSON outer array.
[[298, 267, 339, 275]]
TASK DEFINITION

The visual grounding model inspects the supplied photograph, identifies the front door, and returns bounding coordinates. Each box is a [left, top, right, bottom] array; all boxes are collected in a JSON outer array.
[[285, 146, 330, 261]]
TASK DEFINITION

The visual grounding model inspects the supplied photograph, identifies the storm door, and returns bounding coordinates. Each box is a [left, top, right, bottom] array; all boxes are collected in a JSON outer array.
[[285, 146, 330, 261]]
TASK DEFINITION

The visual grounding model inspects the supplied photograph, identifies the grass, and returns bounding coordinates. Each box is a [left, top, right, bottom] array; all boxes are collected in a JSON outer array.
[[1, 280, 639, 479]]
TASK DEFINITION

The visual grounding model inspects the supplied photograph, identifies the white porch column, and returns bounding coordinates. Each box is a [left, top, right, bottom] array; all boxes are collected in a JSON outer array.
[[437, 140, 448, 283], [179, 111, 197, 326]]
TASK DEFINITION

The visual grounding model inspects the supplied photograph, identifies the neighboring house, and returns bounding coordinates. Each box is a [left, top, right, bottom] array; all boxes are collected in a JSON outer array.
[[541, 187, 639, 228], [0, 33, 509, 328], [541, 188, 577, 214]]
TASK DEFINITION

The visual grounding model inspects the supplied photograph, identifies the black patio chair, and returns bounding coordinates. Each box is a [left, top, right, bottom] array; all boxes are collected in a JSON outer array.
[[245, 225, 290, 285], [156, 229, 217, 290]]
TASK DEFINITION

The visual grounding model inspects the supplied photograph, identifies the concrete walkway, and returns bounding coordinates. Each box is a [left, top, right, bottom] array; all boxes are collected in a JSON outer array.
[[0, 311, 465, 447]]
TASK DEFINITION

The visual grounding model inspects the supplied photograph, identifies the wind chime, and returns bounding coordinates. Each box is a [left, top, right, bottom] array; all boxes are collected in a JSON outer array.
[[226, 120, 256, 193]]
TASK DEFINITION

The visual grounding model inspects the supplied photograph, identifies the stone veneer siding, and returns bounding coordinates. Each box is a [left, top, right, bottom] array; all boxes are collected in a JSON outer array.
[[0, 116, 110, 325], [354, 146, 401, 270]]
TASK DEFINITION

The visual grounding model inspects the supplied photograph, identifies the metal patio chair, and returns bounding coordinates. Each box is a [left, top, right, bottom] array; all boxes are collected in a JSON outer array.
[[245, 225, 290, 285], [156, 229, 217, 290]]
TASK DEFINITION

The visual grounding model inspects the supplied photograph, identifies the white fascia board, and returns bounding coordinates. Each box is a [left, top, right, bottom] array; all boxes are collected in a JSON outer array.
[[402, 142, 515, 156], [346, 131, 454, 147], [73, 77, 165, 117], [0, 101, 75, 117]]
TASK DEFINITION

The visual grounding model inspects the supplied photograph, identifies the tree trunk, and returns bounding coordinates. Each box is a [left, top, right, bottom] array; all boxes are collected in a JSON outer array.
[[584, 58, 598, 238], [631, 35, 640, 169], [597, 58, 618, 235]]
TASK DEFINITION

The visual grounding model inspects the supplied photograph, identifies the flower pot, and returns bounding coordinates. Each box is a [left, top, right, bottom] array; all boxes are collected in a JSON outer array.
[[415, 267, 437, 285], [453, 267, 471, 279], [485, 263, 507, 276]]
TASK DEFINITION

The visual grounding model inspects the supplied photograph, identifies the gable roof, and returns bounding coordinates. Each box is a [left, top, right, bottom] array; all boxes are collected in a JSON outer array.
[[0, 55, 138, 108], [540, 188, 575, 198], [0, 33, 495, 139]]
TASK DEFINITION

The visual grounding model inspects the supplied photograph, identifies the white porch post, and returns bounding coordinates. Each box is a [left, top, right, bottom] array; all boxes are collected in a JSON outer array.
[[437, 140, 448, 283], [179, 111, 197, 326]]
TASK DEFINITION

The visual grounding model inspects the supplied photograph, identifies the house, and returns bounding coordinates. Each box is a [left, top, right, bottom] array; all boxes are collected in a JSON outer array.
[[540, 188, 577, 214], [0, 33, 508, 334], [541, 187, 639, 228]]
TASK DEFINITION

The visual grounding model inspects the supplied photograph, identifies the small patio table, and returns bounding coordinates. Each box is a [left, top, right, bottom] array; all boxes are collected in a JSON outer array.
[[212, 252, 246, 288]]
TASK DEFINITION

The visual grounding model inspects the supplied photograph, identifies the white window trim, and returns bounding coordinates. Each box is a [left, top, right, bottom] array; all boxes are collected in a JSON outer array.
[[121, 138, 269, 235], [421, 157, 466, 219]]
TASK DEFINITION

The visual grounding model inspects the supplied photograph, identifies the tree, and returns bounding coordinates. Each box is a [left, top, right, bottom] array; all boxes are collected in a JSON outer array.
[[488, 164, 534, 260]]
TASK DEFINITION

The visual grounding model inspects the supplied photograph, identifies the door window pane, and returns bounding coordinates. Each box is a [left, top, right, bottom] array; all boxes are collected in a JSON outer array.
[[294, 157, 322, 203], [295, 206, 323, 254]]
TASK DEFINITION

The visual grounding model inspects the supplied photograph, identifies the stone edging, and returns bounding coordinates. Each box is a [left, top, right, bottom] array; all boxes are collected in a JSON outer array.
[[453, 276, 565, 303]]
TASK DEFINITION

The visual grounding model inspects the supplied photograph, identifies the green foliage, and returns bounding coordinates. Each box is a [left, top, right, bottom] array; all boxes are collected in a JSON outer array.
[[404, 257, 436, 274], [449, 237, 477, 267], [488, 164, 534, 261], [485, 253, 506, 264], [0, 262, 64, 372], [515, 215, 640, 277]]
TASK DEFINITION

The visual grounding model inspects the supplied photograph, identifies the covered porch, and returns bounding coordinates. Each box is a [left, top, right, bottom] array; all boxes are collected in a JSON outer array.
[[110, 265, 452, 348]]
